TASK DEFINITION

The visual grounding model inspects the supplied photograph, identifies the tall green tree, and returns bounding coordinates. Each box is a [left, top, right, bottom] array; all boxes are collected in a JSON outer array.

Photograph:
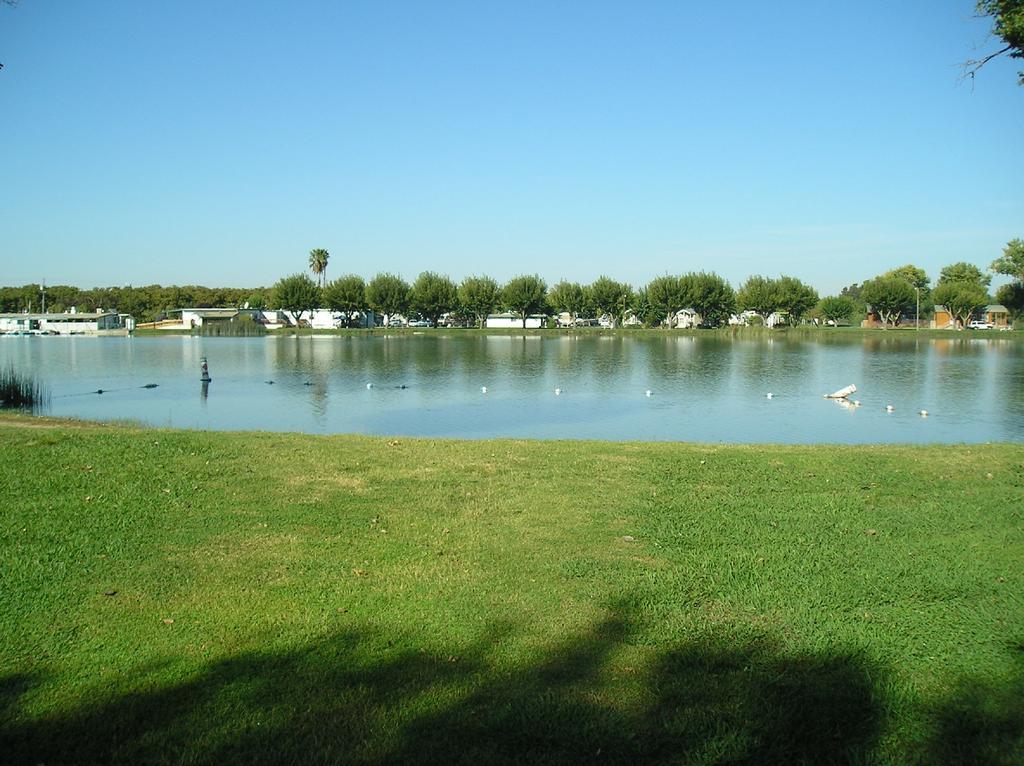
[[458, 275, 500, 328], [938, 262, 991, 289], [628, 287, 657, 327], [501, 275, 548, 328], [884, 264, 930, 291], [273, 273, 321, 327], [996, 282, 1024, 318], [308, 248, 330, 288], [934, 282, 989, 328], [322, 275, 367, 325], [817, 296, 856, 325], [588, 276, 631, 328], [679, 272, 736, 328], [775, 276, 819, 324], [883, 265, 930, 321], [861, 277, 916, 327], [967, 1, 1024, 84], [990, 238, 1024, 283], [547, 280, 587, 325], [736, 276, 782, 317], [366, 273, 410, 325], [410, 272, 458, 327], [646, 275, 683, 327], [245, 292, 268, 310]]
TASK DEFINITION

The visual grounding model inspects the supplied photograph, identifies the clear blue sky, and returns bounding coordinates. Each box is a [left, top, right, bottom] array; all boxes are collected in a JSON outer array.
[[1, 1, 1020, 294]]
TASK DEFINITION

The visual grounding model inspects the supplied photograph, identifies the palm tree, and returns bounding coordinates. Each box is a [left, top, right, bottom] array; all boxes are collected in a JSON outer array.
[[308, 248, 330, 288]]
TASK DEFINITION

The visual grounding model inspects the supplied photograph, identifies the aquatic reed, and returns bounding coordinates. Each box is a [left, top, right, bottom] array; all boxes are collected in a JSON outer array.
[[0, 364, 49, 410], [198, 316, 267, 337]]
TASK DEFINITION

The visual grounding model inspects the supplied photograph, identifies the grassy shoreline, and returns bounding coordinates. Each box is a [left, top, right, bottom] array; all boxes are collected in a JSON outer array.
[[1, 415, 1022, 763]]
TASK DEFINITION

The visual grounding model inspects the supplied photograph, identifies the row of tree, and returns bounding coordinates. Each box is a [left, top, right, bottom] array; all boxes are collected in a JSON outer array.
[[3, 240, 1020, 328], [269, 239, 1024, 329], [0, 284, 273, 322], [270, 270, 827, 329], [830, 241, 1024, 328]]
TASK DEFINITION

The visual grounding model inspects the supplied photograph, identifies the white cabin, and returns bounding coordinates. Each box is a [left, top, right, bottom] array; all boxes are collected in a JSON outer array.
[[485, 312, 546, 329]]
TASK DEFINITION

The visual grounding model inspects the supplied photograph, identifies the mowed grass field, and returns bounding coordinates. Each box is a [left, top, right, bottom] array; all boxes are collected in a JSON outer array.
[[0, 415, 1021, 764]]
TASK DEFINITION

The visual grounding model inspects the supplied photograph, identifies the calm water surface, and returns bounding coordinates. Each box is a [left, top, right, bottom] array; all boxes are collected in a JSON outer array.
[[3, 334, 1022, 443]]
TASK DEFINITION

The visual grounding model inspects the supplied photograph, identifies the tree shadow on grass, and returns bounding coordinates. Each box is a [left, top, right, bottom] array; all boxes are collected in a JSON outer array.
[[923, 646, 1024, 766], [6, 605, 1007, 765]]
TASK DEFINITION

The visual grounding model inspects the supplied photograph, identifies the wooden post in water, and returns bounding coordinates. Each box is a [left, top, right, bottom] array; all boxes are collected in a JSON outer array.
[[200, 356, 212, 382]]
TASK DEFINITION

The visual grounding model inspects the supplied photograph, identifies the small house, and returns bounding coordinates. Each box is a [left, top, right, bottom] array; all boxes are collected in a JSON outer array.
[[485, 312, 546, 329]]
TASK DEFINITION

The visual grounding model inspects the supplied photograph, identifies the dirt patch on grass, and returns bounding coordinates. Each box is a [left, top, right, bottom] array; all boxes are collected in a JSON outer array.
[[286, 474, 366, 492], [0, 414, 113, 430]]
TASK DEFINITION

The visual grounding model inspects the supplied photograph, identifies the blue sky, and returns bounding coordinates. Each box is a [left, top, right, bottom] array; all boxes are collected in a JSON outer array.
[[0, 1, 1020, 294]]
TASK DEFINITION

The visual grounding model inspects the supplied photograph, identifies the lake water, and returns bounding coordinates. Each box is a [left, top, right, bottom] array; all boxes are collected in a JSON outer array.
[[3, 334, 1022, 443]]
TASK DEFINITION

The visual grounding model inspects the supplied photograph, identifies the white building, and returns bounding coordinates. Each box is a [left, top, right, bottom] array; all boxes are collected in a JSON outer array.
[[555, 312, 599, 328], [0, 311, 126, 335], [729, 310, 785, 328], [672, 309, 702, 329], [268, 309, 378, 329], [485, 312, 546, 329]]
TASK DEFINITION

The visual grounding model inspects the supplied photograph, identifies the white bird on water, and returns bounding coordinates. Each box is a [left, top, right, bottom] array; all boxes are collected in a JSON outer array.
[[366, 383, 373, 389], [554, 388, 561, 395], [919, 409, 929, 417], [885, 404, 894, 412], [645, 390, 653, 397], [481, 386, 488, 394], [766, 392, 773, 399]]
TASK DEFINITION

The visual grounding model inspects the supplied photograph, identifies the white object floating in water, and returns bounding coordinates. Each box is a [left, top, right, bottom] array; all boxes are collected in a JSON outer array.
[[366, 383, 373, 389], [853, 400, 862, 407], [645, 390, 653, 397], [885, 405, 894, 412], [766, 392, 773, 399], [481, 386, 488, 394], [824, 384, 857, 399], [554, 388, 561, 395], [919, 409, 929, 417]]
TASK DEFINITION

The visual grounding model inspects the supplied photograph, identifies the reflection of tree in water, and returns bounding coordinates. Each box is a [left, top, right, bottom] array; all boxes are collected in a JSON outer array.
[[307, 374, 329, 420]]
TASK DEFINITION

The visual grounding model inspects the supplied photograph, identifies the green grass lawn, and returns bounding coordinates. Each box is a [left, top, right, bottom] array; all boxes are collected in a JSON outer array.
[[1, 415, 1021, 764]]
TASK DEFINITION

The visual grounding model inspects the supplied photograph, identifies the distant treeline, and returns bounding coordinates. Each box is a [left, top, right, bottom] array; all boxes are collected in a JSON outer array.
[[2, 252, 1021, 330], [0, 285, 273, 323]]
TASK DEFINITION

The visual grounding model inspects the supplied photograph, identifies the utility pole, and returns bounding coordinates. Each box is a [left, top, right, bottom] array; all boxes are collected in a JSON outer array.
[[40, 279, 47, 314]]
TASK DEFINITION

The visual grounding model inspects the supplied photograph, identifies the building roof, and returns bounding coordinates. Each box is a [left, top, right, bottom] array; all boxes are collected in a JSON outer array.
[[934, 304, 1008, 313], [0, 312, 117, 320], [171, 307, 244, 315]]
